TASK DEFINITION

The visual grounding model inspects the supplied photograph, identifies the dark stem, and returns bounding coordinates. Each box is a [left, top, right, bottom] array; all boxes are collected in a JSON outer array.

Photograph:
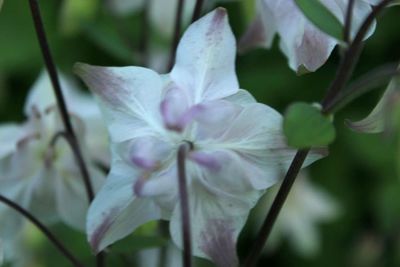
[[326, 63, 400, 113], [243, 150, 310, 267], [0, 194, 85, 267], [343, 0, 355, 43], [177, 143, 192, 267], [191, 0, 204, 22], [158, 221, 169, 267], [168, 0, 185, 71], [243, 2, 395, 265], [28, 1, 105, 266], [138, 0, 151, 66], [28, 0, 94, 202], [321, 0, 394, 111]]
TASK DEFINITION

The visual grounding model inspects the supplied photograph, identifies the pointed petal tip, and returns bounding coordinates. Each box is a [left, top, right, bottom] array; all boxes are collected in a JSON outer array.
[[88, 214, 113, 254]]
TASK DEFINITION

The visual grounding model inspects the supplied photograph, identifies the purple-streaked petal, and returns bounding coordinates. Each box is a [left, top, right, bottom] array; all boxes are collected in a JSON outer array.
[[87, 160, 161, 252], [128, 136, 172, 170], [170, 8, 239, 104], [134, 163, 177, 197], [74, 64, 165, 142], [170, 178, 259, 262]]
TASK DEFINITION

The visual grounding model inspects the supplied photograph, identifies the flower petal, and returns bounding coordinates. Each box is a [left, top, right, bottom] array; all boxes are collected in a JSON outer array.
[[170, 176, 259, 263], [0, 124, 24, 159], [74, 63, 165, 142], [197, 102, 325, 189], [170, 8, 239, 104], [56, 165, 105, 231], [86, 159, 161, 252], [160, 82, 190, 131]]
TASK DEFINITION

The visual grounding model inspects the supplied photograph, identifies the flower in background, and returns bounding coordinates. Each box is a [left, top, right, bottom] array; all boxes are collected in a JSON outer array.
[[77, 8, 324, 265], [0, 71, 107, 235], [240, 0, 378, 73], [253, 173, 339, 256], [107, 0, 235, 38], [139, 241, 183, 267]]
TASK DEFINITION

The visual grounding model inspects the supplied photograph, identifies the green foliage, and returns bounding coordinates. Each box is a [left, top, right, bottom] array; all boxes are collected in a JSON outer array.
[[60, 0, 99, 36], [283, 102, 336, 148], [294, 0, 343, 40]]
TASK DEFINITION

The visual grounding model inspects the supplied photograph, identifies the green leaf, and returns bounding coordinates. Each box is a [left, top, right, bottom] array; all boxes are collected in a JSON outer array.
[[294, 0, 343, 40], [283, 102, 336, 148], [0, 0, 3, 11]]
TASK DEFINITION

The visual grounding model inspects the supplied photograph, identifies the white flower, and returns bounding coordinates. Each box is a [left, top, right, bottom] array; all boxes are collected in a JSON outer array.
[[0, 71, 107, 233], [253, 173, 339, 256], [240, 0, 378, 72], [76, 8, 324, 264]]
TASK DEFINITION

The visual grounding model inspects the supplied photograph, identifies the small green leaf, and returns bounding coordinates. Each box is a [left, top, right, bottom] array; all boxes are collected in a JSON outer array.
[[294, 0, 343, 40], [284, 102, 336, 148]]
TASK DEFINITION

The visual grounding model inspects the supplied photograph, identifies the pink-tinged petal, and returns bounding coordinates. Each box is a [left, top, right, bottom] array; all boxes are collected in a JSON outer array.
[[199, 219, 239, 267], [238, 15, 269, 53], [128, 136, 172, 170], [170, 8, 239, 104], [188, 151, 222, 171], [74, 63, 165, 142], [190, 100, 243, 140], [134, 163, 177, 197], [160, 83, 190, 131], [87, 160, 161, 252], [197, 102, 326, 190], [170, 179, 260, 262]]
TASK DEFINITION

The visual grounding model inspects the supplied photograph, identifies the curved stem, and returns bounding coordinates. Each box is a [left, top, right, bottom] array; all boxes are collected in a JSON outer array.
[[27, 0, 95, 203], [27, 1, 106, 266], [191, 0, 205, 22], [343, 0, 355, 43], [177, 143, 192, 267], [168, 0, 185, 71], [321, 0, 394, 111], [243, 1, 395, 266], [243, 150, 309, 267], [0, 194, 85, 267]]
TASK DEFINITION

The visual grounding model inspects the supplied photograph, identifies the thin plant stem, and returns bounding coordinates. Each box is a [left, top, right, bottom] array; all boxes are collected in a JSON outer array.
[[0, 194, 85, 267], [157, 221, 169, 267], [27, 0, 95, 203], [243, 1, 395, 266], [343, 0, 355, 43], [321, 0, 394, 111], [168, 0, 185, 71], [27, 1, 106, 266], [139, 0, 151, 66], [177, 142, 192, 267], [191, 0, 205, 22], [243, 150, 309, 267]]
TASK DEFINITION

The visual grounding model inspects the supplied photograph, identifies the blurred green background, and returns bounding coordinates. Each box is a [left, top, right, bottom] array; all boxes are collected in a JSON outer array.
[[0, 1, 399, 266]]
